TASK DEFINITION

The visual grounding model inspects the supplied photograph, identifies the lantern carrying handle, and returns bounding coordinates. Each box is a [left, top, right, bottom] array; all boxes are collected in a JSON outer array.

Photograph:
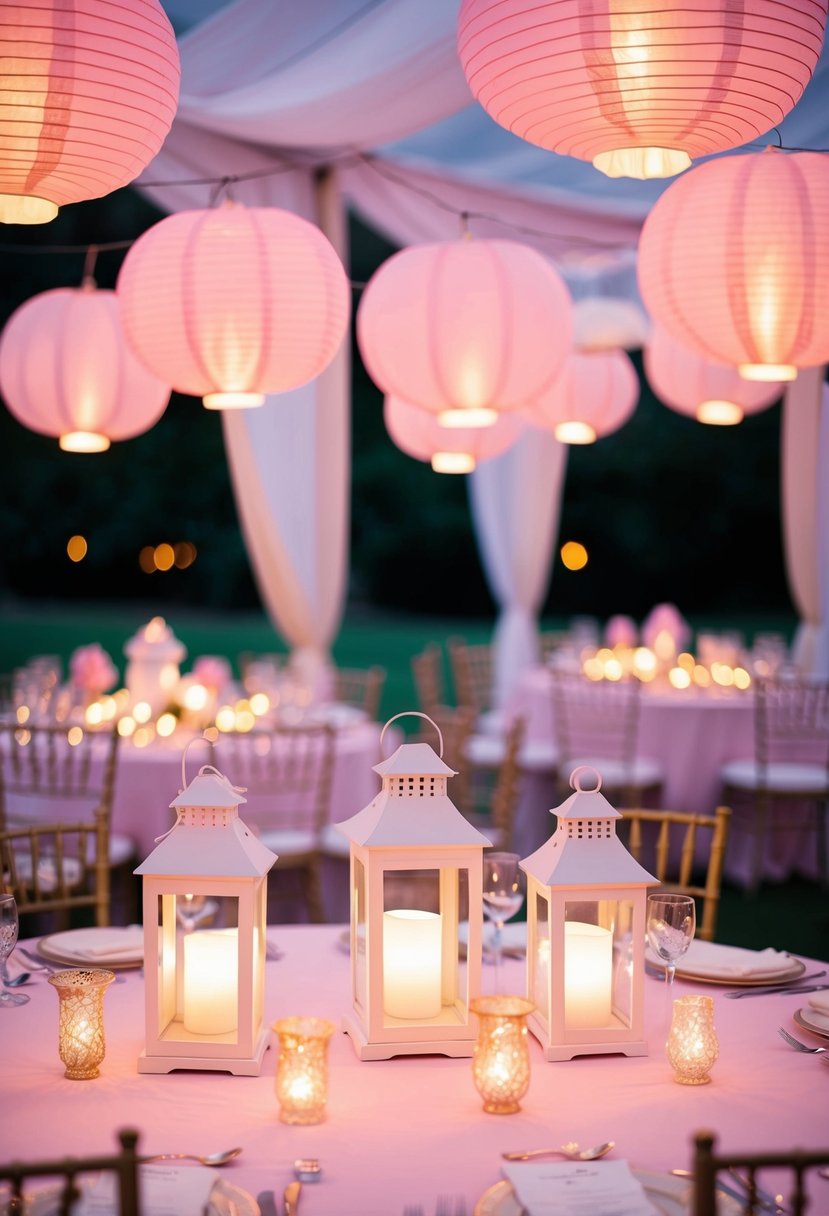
[[569, 765, 602, 793], [181, 733, 212, 792], [380, 711, 444, 758]]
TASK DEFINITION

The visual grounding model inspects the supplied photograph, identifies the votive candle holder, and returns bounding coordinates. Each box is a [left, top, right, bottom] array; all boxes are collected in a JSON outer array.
[[666, 994, 719, 1085], [471, 995, 534, 1114], [273, 1016, 336, 1124], [49, 968, 116, 1080]]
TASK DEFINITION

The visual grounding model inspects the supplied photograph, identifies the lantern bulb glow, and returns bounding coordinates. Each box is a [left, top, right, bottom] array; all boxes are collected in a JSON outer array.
[[739, 363, 797, 382], [555, 421, 596, 445], [0, 194, 58, 225], [592, 148, 691, 181], [432, 452, 475, 474], [203, 391, 266, 410], [697, 400, 743, 426], [438, 407, 498, 429]]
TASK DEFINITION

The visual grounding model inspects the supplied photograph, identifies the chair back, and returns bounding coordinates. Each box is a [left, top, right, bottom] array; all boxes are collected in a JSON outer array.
[[0, 723, 120, 927], [539, 631, 568, 664], [0, 1128, 141, 1216], [211, 723, 336, 838], [692, 1129, 829, 1216], [411, 644, 446, 716], [620, 806, 731, 941], [475, 716, 526, 851], [416, 705, 476, 814], [448, 637, 493, 716], [755, 677, 829, 771], [551, 671, 641, 767], [333, 665, 386, 720]]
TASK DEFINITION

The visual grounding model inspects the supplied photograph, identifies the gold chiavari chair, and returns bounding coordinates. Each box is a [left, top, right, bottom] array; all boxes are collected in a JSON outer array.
[[0, 1128, 141, 1216], [411, 644, 447, 718], [692, 1129, 829, 1216], [333, 665, 386, 720]]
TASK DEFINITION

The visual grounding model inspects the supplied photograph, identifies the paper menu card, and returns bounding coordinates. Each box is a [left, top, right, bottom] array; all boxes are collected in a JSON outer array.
[[76, 1163, 216, 1216], [502, 1160, 661, 1216]]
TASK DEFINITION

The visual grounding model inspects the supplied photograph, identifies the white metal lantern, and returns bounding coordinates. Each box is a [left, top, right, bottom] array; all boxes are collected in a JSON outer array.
[[521, 767, 658, 1061], [335, 713, 490, 1060], [135, 754, 277, 1075]]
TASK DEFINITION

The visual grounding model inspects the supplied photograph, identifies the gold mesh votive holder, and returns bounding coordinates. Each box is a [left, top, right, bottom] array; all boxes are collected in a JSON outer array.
[[470, 995, 534, 1115], [273, 1016, 336, 1125], [666, 994, 719, 1085], [48, 968, 116, 1080]]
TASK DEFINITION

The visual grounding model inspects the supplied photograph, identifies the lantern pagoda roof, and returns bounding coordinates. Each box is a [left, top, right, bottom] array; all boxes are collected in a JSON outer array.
[[169, 769, 247, 810], [521, 775, 657, 889], [336, 739, 490, 848]]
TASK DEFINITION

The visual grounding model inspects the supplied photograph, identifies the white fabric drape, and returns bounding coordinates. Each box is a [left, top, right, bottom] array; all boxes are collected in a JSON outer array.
[[782, 368, 829, 677], [468, 430, 568, 708]]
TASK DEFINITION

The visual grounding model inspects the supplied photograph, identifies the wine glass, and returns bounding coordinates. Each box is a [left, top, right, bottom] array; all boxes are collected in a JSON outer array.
[[646, 893, 696, 990], [482, 852, 525, 990], [0, 894, 30, 1007]]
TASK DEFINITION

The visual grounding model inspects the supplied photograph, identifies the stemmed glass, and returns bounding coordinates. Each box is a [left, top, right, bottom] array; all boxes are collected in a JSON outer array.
[[0, 894, 30, 1007], [482, 852, 525, 991], [646, 893, 696, 990]]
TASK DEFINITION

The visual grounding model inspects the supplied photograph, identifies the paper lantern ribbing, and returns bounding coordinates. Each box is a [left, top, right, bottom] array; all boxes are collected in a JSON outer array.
[[645, 326, 782, 426], [0, 1, 180, 224], [528, 350, 638, 444], [457, 1, 826, 180], [117, 203, 350, 409], [358, 239, 572, 428], [638, 149, 829, 383], [0, 285, 170, 452], [384, 395, 525, 473]]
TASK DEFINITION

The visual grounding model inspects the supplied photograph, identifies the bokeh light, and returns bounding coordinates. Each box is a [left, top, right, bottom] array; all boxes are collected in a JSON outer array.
[[560, 541, 588, 571], [67, 535, 87, 563]]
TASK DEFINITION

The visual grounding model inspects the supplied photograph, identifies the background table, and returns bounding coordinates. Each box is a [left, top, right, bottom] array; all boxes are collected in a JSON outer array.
[[2, 925, 826, 1216]]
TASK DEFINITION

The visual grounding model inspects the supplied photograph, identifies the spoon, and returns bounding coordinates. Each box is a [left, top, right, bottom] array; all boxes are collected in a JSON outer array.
[[502, 1140, 615, 1163], [3, 973, 33, 987], [142, 1148, 243, 1167]]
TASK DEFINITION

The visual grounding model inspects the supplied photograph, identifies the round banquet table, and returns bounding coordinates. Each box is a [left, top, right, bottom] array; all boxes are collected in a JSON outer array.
[[502, 667, 821, 886], [2, 925, 827, 1216]]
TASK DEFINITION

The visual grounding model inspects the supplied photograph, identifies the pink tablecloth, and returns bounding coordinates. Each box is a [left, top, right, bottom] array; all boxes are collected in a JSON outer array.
[[2, 925, 826, 1215]]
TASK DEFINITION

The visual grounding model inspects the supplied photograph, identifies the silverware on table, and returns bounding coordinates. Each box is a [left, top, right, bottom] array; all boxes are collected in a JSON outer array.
[[283, 1179, 302, 1216], [670, 1168, 782, 1214], [722, 970, 825, 997], [256, 1191, 278, 1216], [777, 1026, 827, 1054], [724, 982, 829, 999]]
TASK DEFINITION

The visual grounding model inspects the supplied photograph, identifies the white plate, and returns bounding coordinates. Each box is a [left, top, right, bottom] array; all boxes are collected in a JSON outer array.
[[646, 948, 805, 987], [793, 1006, 829, 1040], [2, 1179, 257, 1216], [474, 1171, 742, 1216], [36, 926, 144, 970]]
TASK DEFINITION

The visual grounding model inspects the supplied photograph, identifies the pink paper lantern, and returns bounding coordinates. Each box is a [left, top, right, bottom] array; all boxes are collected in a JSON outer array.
[[0, 0, 180, 225], [638, 149, 829, 383], [117, 203, 350, 409], [645, 326, 782, 426], [0, 284, 170, 452], [384, 395, 525, 473], [457, 1, 826, 180], [358, 239, 572, 428], [528, 349, 638, 444]]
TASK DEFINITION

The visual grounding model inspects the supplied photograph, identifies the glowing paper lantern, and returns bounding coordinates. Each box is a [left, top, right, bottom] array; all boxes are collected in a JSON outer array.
[[645, 326, 782, 426], [117, 203, 350, 409], [0, 1, 180, 225], [528, 350, 638, 444], [457, 1, 826, 180], [0, 284, 170, 452], [384, 395, 525, 473], [358, 239, 572, 428], [638, 149, 829, 382]]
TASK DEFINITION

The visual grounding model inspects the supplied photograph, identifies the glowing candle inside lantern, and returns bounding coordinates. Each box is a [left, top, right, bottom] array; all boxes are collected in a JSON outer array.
[[383, 909, 442, 1019], [564, 922, 613, 1026], [183, 929, 238, 1034]]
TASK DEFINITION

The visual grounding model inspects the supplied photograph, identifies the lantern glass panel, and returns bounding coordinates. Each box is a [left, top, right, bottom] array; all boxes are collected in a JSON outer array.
[[155, 892, 242, 1044], [380, 866, 469, 1027], [561, 898, 634, 1031], [353, 855, 367, 1016], [532, 889, 551, 1023]]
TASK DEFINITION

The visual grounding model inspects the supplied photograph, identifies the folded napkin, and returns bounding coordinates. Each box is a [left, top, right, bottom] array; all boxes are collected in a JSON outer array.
[[51, 926, 144, 964], [808, 992, 829, 1017], [648, 938, 792, 980], [502, 1160, 660, 1216], [76, 1163, 215, 1216]]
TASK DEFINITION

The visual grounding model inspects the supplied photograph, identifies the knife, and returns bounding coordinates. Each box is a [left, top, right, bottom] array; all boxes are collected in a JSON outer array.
[[721, 969, 826, 997], [724, 982, 829, 1000], [283, 1180, 302, 1216], [257, 1191, 278, 1216]]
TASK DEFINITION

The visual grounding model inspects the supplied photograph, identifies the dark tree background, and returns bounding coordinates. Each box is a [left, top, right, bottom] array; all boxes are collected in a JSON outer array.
[[0, 187, 791, 620]]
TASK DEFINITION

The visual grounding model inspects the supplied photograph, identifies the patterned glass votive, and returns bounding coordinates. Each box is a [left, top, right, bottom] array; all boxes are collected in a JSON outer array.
[[273, 1017, 336, 1125], [48, 968, 116, 1080], [470, 995, 534, 1114], [666, 994, 719, 1085]]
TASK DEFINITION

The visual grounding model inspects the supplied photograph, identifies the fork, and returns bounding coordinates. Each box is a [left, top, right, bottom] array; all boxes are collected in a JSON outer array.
[[434, 1197, 467, 1216], [777, 1026, 827, 1054]]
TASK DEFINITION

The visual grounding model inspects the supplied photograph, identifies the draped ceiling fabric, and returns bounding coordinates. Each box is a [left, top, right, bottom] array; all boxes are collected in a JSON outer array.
[[141, 0, 829, 682]]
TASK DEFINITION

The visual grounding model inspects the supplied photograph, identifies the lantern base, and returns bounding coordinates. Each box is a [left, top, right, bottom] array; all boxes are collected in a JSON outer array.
[[137, 1028, 271, 1075], [342, 1014, 474, 1060], [528, 1013, 647, 1061]]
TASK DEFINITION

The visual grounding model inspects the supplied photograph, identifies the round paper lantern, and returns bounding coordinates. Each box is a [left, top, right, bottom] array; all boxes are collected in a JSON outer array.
[[117, 203, 350, 409], [0, 1, 180, 225], [0, 283, 170, 452], [384, 395, 525, 473], [645, 325, 782, 425], [528, 349, 638, 444], [358, 239, 572, 428], [572, 298, 651, 353], [457, 1, 826, 180], [638, 149, 829, 382]]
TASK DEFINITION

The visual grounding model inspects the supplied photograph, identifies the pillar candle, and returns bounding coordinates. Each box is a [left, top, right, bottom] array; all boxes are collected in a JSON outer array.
[[383, 909, 442, 1019], [564, 921, 612, 1026], [183, 928, 238, 1034]]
